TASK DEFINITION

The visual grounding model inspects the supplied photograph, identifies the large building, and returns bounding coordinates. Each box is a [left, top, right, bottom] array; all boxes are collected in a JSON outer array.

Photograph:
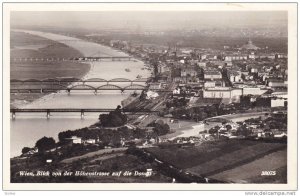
[[204, 80, 225, 88], [203, 87, 243, 103], [181, 67, 197, 77], [267, 79, 288, 88], [271, 98, 287, 108], [203, 87, 232, 99], [204, 70, 222, 80], [242, 87, 268, 95], [227, 71, 242, 83], [197, 61, 207, 67], [203, 86, 268, 103]]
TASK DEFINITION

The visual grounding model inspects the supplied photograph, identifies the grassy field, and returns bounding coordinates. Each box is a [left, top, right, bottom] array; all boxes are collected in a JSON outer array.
[[60, 147, 128, 164], [146, 140, 287, 183], [11, 150, 171, 183], [146, 140, 259, 169], [187, 142, 286, 176], [11, 140, 286, 183], [246, 166, 287, 184], [209, 150, 287, 183]]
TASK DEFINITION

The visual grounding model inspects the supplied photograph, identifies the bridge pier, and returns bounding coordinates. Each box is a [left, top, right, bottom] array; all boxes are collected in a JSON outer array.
[[81, 110, 85, 119], [40, 89, 43, 94], [94, 90, 97, 95], [46, 110, 50, 119], [12, 112, 16, 119], [67, 89, 71, 95]]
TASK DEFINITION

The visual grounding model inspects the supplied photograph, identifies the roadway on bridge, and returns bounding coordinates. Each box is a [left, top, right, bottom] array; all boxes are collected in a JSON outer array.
[[10, 77, 163, 94]]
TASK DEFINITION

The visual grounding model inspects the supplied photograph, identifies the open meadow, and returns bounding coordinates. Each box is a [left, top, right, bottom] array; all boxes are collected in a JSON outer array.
[[146, 139, 287, 183]]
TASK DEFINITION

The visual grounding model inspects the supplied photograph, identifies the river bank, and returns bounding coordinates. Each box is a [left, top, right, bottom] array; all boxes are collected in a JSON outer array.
[[10, 30, 151, 157], [12, 30, 151, 110], [157, 111, 269, 141], [10, 31, 91, 108]]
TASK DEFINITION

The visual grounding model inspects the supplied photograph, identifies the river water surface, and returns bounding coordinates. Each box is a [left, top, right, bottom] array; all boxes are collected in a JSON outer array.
[[10, 30, 150, 157]]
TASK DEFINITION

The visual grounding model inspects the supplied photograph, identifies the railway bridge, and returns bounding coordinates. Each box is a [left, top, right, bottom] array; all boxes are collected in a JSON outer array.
[[11, 77, 152, 85], [10, 77, 171, 94], [10, 84, 172, 94], [10, 108, 159, 119]]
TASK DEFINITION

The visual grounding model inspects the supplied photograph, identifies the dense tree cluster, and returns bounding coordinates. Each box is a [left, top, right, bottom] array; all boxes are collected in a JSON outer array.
[[236, 124, 252, 137], [147, 120, 170, 136], [35, 137, 56, 152], [99, 105, 127, 127], [166, 97, 188, 108], [171, 104, 220, 121], [58, 126, 147, 147], [21, 147, 31, 154]]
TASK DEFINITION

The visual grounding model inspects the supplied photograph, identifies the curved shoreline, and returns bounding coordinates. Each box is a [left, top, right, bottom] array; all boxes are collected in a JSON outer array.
[[12, 30, 150, 110], [10, 30, 151, 157], [165, 112, 268, 140], [10, 31, 91, 109]]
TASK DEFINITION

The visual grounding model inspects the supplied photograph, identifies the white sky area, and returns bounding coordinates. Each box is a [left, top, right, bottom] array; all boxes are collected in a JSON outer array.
[[11, 11, 287, 31]]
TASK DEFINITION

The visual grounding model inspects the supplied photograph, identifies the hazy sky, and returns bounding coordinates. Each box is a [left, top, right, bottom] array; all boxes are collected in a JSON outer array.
[[11, 11, 287, 31]]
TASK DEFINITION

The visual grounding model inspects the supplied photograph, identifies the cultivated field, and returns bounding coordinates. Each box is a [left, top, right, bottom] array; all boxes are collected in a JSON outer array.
[[11, 149, 172, 183], [209, 149, 287, 183], [187, 143, 286, 176], [146, 140, 287, 183]]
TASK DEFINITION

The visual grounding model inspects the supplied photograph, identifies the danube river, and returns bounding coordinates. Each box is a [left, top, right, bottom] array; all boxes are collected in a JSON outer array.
[[10, 30, 151, 157]]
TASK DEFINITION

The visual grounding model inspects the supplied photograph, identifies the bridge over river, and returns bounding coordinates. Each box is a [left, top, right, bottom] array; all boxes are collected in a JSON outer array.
[[10, 108, 159, 119], [10, 84, 171, 94], [10, 77, 171, 94]]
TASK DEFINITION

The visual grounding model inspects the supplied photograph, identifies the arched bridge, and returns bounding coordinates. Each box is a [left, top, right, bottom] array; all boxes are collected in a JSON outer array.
[[10, 83, 171, 94]]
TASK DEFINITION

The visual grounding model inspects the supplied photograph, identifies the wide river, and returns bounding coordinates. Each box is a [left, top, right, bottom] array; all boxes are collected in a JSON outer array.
[[10, 30, 151, 157]]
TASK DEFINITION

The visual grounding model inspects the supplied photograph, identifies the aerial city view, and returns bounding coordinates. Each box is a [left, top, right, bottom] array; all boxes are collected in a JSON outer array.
[[9, 11, 288, 184]]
